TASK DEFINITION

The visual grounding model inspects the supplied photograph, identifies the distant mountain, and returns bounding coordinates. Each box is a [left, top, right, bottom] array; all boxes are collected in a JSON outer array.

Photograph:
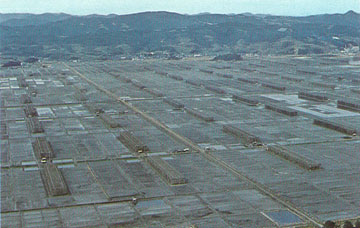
[[0, 13, 71, 26], [0, 11, 359, 59], [0, 13, 32, 23], [300, 10, 360, 28]]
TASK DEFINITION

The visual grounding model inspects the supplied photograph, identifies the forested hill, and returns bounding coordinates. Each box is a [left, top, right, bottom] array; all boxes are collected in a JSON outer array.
[[1, 10, 359, 59]]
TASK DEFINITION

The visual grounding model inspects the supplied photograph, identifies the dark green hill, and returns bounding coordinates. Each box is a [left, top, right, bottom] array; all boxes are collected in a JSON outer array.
[[1, 11, 359, 58]]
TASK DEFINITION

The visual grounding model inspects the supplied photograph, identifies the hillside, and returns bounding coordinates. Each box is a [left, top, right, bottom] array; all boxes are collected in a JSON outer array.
[[0, 11, 359, 59]]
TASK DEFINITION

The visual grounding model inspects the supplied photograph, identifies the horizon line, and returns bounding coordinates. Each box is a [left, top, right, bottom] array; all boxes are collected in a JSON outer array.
[[0, 9, 359, 17]]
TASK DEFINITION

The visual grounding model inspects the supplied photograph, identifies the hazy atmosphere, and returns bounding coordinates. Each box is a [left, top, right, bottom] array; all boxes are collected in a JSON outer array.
[[1, 0, 360, 15], [1, 1, 360, 228]]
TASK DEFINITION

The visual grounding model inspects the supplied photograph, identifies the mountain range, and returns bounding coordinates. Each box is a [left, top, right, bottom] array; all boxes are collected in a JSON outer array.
[[0, 11, 359, 59]]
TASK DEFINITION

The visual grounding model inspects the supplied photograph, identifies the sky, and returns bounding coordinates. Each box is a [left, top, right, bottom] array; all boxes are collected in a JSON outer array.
[[1, 0, 359, 16]]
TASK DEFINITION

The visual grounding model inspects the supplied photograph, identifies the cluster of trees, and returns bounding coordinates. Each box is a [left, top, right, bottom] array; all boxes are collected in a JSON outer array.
[[324, 220, 360, 228]]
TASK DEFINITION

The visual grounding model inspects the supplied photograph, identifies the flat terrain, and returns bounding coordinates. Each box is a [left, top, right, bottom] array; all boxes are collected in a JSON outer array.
[[1, 55, 360, 227]]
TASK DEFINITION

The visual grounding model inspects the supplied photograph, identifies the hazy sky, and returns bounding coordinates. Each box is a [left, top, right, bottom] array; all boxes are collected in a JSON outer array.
[[1, 0, 359, 16]]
